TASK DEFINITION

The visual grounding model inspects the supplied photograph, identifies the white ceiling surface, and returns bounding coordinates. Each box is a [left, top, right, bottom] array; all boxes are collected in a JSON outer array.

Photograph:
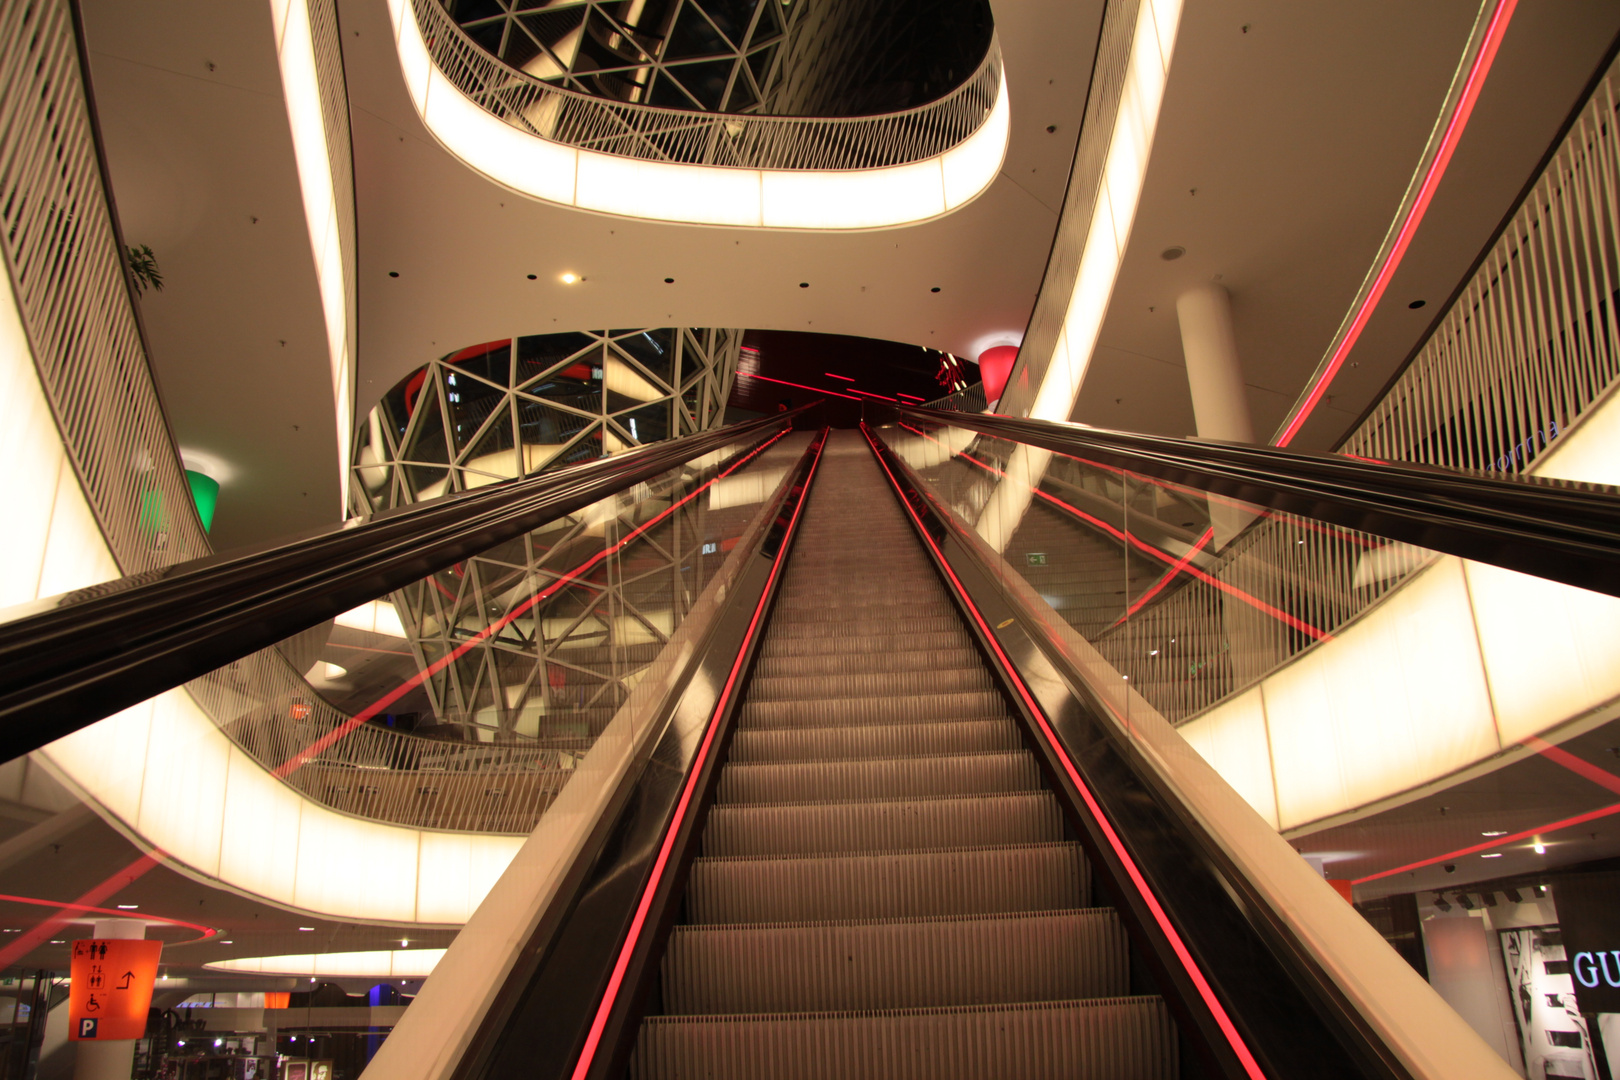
[[79, 0, 344, 550], [1080, 0, 1620, 450], [341, 0, 1100, 405]]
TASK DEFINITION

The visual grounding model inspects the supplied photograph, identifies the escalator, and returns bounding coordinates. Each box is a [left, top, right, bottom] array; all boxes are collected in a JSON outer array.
[[630, 432, 1176, 1077], [8, 404, 1611, 1080]]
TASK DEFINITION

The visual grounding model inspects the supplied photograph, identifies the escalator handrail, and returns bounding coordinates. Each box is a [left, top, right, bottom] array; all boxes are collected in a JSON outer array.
[[893, 404, 1620, 598], [0, 410, 805, 761]]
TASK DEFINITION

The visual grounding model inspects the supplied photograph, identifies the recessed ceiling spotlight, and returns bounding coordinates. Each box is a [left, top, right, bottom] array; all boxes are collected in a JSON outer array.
[[799, 282, 809, 288], [1481, 852, 1503, 859], [298, 926, 315, 932], [930, 287, 941, 293], [117, 904, 139, 909], [1408, 299, 1426, 309], [388, 271, 399, 278], [1160, 246, 1186, 261], [526, 274, 537, 280], [664, 277, 674, 284], [1481, 830, 1507, 837], [560, 272, 579, 284]]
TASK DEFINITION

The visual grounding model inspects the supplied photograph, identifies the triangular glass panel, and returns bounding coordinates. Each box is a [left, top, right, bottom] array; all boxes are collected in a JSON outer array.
[[500, 24, 544, 69], [613, 329, 675, 388], [752, 0, 781, 39], [725, 72, 758, 112], [462, 18, 508, 59], [445, 372, 508, 454], [462, 412, 518, 487], [555, 424, 607, 469], [663, 2, 729, 60], [613, 401, 672, 447], [645, 71, 697, 110], [664, 58, 734, 111], [516, 8, 588, 60], [517, 332, 597, 385], [681, 386, 706, 429], [696, 0, 757, 48], [515, 397, 597, 475], [518, 347, 603, 415], [445, 340, 512, 385], [746, 42, 777, 89], [402, 400, 453, 499], [604, 354, 664, 414]]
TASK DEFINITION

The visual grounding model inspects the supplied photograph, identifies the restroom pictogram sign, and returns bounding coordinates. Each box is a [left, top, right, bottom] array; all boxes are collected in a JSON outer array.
[[69, 939, 162, 1040]]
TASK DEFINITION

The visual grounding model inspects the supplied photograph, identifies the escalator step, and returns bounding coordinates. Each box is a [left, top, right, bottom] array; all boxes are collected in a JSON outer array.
[[752, 647, 984, 680], [630, 996, 1177, 1080], [746, 667, 994, 701], [727, 718, 1022, 762], [661, 908, 1127, 1014], [758, 629, 975, 658], [770, 601, 958, 623], [766, 614, 965, 639], [775, 586, 946, 609], [740, 691, 1008, 729], [716, 751, 1041, 804], [687, 843, 1088, 923], [703, 791, 1063, 858]]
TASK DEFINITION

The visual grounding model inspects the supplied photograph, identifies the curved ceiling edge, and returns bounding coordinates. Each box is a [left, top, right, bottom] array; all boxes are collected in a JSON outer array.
[[385, 0, 1010, 230]]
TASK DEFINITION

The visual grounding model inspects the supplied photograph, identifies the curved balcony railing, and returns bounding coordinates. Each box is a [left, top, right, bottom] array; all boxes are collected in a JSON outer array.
[[411, 0, 1002, 172]]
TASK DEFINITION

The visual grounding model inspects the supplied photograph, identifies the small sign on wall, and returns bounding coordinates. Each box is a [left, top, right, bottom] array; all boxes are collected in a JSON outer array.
[[1026, 552, 1047, 566]]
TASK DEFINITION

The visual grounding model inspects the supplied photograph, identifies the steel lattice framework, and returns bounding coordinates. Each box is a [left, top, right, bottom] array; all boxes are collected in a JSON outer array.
[[349, 327, 741, 740], [444, 0, 796, 114], [352, 327, 739, 514]]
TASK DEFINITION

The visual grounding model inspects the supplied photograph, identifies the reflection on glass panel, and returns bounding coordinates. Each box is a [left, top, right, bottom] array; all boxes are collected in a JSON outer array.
[[882, 410, 1620, 1079]]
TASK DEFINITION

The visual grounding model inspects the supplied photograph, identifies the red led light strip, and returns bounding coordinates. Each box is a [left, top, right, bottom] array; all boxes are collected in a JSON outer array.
[[897, 423, 1329, 640], [1352, 802, 1620, 886], [1353, 735, 1620, 884], [0, 852, 177, 969], [896, 393, 927, 403], [861, 425, 1267, 1080], [570, 433, 827, 1079], [1112, 527, 1214, 627], [1275, 0, 1518, 447], [0, 892, 215, 939], [277, 428, 794, 778], [823, 372, 855, 382], [735, 370, 860, 401]]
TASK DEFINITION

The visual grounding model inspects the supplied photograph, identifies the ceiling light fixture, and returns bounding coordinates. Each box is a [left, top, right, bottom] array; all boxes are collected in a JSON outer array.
[[1481, 830, 1507, 837], [1481, 853, 1503, 859], [117, 904, 139, 909], [298, 927, 315, 932], [560, 272, 578, 284]]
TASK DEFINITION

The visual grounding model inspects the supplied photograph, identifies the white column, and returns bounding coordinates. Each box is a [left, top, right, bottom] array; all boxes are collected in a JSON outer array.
[[1177, 284, 1256, 550], [72, 919, 145, 1080], [1176, 284, 1256, 444]]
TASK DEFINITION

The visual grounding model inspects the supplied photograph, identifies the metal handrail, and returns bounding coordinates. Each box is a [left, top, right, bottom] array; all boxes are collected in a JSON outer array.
[[0, 411, 797, 765], [887, 404, 1620, 599], [411, 0, 1001, 171]]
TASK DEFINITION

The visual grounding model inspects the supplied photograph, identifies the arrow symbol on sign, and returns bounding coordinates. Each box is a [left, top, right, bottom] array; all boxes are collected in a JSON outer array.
[[117, 972, 133, 990]]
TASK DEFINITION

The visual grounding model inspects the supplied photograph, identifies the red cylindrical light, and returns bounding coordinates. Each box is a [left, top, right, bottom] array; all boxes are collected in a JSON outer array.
[[979, 345, 1018, 404]]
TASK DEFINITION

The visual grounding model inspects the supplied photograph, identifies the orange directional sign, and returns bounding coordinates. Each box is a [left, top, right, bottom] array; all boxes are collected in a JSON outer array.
[[69, 939, 162, 1040]]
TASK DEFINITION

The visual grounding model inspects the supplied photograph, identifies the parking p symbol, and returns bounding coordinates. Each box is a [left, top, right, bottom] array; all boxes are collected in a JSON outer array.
[[78, 1018, 97, 1039]]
